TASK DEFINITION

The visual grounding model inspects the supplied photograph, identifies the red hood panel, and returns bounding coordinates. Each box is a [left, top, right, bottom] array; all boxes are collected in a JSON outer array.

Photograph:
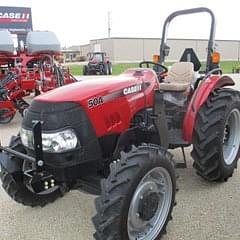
[[33, 69, 159, 137], [35, 75, 138, 103]]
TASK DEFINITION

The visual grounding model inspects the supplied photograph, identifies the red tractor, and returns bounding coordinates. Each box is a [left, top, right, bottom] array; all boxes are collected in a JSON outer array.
[[0, 8, 239, 240], [83, 52, 112, 75], [0, 30, 76, 124]]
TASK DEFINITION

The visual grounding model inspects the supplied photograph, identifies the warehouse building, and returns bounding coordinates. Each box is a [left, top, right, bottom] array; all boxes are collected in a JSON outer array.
[[68, 37, 240, 63]]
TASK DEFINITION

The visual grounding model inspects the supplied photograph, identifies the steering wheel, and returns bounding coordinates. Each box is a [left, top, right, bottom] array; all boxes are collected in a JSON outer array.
[[139, 61, 168, 81]]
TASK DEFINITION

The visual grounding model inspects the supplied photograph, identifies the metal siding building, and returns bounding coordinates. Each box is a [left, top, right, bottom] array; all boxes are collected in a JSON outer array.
[[74, 37, 240, 62]]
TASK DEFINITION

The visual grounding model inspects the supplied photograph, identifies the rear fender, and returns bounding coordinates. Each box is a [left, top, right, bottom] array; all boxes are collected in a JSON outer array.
[[183, 75, 235, 142]]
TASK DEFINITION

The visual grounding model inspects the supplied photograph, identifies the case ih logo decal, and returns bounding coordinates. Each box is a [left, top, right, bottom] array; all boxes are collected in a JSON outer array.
[[0, 12, 30, 23], [88, 83, 149, 108], [123, 84, 142, 95]]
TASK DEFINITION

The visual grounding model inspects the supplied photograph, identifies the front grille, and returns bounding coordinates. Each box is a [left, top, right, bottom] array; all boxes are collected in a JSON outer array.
[[22, 100, 102, 164]]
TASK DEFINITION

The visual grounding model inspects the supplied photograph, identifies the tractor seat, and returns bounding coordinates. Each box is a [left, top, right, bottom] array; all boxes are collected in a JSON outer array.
[[160, 62, 195, 92]]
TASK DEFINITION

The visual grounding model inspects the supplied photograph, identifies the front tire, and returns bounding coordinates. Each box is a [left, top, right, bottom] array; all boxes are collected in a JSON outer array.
[[0, 136, 68, 207], [83, 65, 88, 75], [93, 144, 177, 240], [192, 88, 240, 182]]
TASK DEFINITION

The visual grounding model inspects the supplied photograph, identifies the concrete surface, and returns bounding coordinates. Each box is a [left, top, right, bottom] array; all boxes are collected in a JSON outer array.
[[0, 74, 240, 240]]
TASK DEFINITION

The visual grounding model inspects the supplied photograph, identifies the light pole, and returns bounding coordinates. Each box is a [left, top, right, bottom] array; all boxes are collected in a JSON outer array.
[[108, 11, 111, 38]]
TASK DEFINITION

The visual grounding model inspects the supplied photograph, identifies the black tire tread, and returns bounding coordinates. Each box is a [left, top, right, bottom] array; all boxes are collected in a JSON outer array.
[[93, 143, 177, 240], [0, 136, 68, 207], [192, 88, 240, 182]]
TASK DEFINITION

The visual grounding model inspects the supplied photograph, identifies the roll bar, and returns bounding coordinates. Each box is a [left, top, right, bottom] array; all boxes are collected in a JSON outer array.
[[159, 7, 216, 73]]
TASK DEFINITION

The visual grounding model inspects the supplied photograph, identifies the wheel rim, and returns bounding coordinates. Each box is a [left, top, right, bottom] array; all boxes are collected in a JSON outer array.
[[223, 108, 240, 165], [127, 167, 173, 240], [0, 108, 14, 124]]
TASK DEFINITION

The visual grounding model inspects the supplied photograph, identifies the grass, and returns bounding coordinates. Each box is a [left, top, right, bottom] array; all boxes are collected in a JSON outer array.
[[67, 61, 240, 76], [67, 63, 139, 76], [220, 61, 240, 73]]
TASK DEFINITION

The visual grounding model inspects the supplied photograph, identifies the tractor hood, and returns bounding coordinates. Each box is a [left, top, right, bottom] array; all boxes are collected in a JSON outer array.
[[35, 71, 154, 106], [36, 76, 135, 103], [26, 69, 158, 137]]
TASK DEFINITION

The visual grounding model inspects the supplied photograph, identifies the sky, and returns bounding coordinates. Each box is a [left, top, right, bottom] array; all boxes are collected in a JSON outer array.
[[0, 0, 239, 47]]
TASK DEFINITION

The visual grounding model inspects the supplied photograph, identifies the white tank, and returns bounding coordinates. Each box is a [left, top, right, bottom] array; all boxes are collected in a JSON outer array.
[[26, 31, 61, 54], [0, 30, 14, 54]]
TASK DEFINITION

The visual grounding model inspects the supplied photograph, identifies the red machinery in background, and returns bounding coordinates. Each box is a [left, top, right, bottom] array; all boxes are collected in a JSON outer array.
[[0, 30, 76, 124]]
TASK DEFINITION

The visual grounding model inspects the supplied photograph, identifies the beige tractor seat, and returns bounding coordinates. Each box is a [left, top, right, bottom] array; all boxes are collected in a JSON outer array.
[[160, 62, 195, 92]]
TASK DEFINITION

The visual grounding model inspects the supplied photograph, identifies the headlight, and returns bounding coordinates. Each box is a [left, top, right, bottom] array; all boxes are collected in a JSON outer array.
[[20, 128, 78, 153], [20, 128, 34, 149]]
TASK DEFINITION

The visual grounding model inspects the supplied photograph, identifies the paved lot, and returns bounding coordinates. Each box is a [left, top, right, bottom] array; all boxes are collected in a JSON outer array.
[[0, 74, 240, 240]]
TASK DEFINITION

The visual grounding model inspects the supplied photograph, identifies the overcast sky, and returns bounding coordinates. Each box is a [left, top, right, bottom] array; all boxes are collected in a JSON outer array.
[[0, 0, 239, 47]]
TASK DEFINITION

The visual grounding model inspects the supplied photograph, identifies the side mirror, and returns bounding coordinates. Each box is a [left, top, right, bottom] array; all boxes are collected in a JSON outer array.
[[163, 45, 170, 57]]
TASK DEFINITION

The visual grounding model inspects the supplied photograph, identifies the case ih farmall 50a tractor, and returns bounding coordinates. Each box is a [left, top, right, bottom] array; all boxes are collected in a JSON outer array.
[[83, 52, 112, 75], [0, 8, 240, 240], [0, 30, 76, 124]]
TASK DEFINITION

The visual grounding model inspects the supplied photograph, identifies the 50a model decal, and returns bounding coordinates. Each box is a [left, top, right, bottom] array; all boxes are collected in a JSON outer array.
[[88, 83, 151, 108], [88, 96, 103, 108]]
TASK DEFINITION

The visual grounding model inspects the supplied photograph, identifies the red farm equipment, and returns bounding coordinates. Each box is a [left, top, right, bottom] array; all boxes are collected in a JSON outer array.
[[0, 7, 239, 240], [0, 30, 76, 124], [83, 52, 112, 75]]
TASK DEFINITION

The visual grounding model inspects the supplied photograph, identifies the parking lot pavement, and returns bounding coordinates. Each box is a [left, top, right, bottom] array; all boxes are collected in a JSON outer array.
[[0, 74, 240, 240]]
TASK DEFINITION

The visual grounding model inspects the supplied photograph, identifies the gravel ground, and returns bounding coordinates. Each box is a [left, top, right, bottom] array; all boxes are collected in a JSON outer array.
[[0, 75, 240, 240]]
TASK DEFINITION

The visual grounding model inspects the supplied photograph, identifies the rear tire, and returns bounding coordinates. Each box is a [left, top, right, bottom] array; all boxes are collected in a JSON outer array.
[[0, 136, 68, 207], [93, 144, 177, 240], [104, 63, 109, 75], [83, 65, 88, 75], [108, 63, 112, 75], [192, 88, 240, 182]]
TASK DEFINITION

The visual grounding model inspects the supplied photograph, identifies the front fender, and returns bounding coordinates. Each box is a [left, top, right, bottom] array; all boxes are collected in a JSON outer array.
[[183, 75, 235, 142]]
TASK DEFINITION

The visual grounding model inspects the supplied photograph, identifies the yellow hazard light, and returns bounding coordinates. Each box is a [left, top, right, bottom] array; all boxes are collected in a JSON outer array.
[[153, 55, 160, 63], [212, 52, 220, 64]]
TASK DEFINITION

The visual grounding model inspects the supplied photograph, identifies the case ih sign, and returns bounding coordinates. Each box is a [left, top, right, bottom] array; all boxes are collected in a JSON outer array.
[[0, 6, 32, 31], [0, 12, 30, 23]]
